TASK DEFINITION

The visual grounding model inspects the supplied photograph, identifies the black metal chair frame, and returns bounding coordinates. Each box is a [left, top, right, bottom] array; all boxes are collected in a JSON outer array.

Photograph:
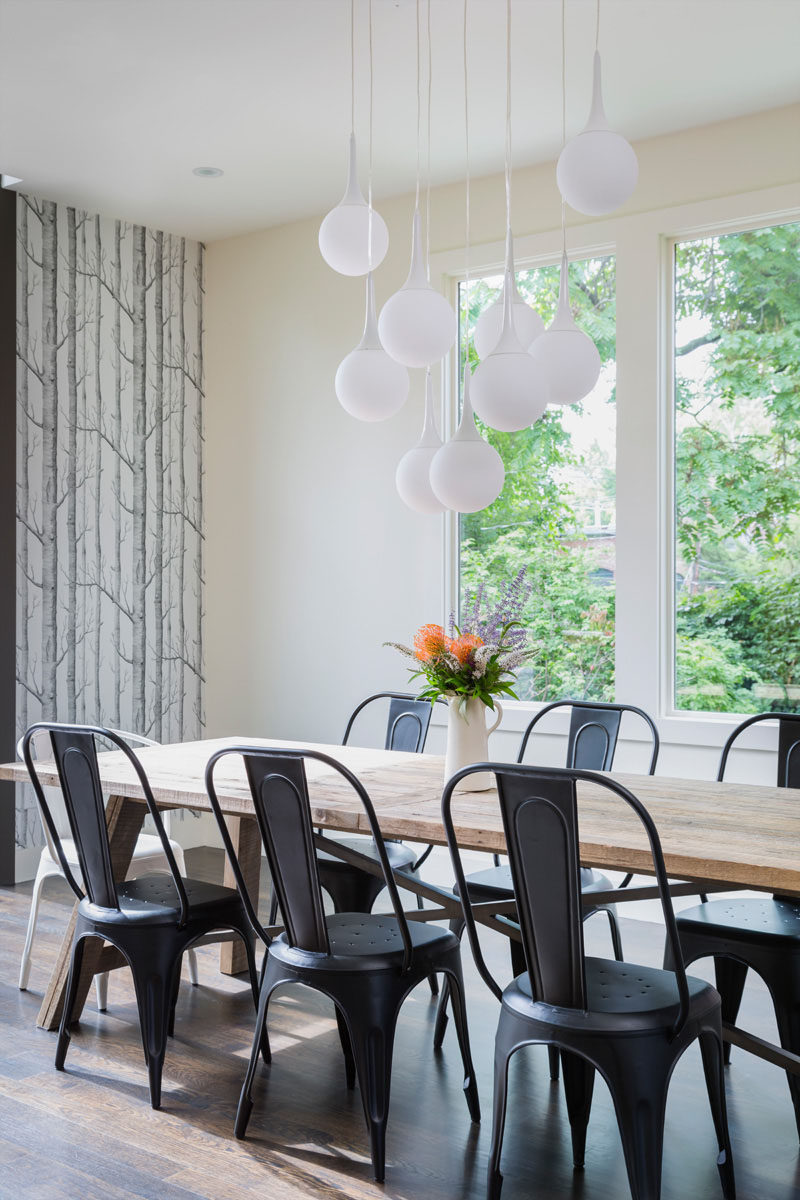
[[443, 760, 734, 1200], [434, 700, 660, 1057], [672, 710, 800, 1137], [22, 722, 259, 1110], [206, 744, 480, 1183]]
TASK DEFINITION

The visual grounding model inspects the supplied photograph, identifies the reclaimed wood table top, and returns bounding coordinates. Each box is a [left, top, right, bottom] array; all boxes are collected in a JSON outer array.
[[3, 735, 799, 894]]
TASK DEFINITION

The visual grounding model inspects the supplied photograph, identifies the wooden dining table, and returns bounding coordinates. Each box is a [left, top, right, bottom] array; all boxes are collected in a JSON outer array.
[[4, 734, 800, 1076]]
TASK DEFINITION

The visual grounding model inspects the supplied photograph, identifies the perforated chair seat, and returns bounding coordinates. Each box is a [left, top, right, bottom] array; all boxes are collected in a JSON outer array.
[[82, 875, 248, 926], [678, 898, 800, 946], [269, 913, 460, 973], [316, 837, 416, 871], [512, 958, 718, 1030]]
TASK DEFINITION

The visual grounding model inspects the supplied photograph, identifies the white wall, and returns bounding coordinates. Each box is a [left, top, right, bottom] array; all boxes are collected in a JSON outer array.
[[203, 104, 800, 780]]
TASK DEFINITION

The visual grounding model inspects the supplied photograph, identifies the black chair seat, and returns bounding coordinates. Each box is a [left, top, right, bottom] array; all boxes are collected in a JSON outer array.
[[678, 897, 800, 946], [513, 958, 718, 1030], [83, 875, 246, 926], [269, 913, 459, 972], [460, 863, 613, 902], [316, 837, 416, 873]]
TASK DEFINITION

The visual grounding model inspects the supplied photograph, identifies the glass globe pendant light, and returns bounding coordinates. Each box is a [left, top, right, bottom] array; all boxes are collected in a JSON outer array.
[[473, 227, 544, 358], [556, 1, 637, 216], [318, 0, 389, 276], [530, 251, 601, 404], [378, 209, 456, 368], [429, 368, 504, 513], [471, 271, 549, 430], [336, 273, 410, 420], [396, 369, 445, 513], [470, 0, 548, 433], [319, 134, 389, 276]]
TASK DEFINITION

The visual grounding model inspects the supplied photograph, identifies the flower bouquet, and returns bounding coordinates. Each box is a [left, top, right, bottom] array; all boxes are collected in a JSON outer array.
[[385, 571, 535, 789]]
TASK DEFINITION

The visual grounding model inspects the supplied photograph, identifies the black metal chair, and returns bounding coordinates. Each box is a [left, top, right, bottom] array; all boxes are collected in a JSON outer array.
[[671, 711, 800, 1136], [443, 761, 734, 1200], [206, 745, 480, 1183], [434, 700, 660, 1061], [21, 722, 259, 1110]]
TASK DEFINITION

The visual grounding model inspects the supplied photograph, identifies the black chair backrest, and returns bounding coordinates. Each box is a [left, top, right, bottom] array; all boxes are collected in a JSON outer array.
[[442, 762, 691, 1038], [718, 712, 800, 789], [21, 722, 188, 922], [205, 746, 415, 971], [517, 700, 660, 775], [342, 692, 435, 754]]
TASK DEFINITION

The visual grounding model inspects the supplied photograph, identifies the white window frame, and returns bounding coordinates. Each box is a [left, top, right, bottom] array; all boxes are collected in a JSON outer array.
[[428, 181, 800, 750]]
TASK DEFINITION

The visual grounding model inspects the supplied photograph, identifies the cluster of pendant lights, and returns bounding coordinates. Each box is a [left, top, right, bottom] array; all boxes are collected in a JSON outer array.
[[321, 0, 637, 515]]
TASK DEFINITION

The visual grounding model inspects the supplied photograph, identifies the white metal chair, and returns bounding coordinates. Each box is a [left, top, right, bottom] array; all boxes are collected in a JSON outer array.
[[18, 728, 198, 1009]]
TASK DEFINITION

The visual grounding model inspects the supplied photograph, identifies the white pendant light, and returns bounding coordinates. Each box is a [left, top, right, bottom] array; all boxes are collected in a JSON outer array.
[[335, 273, 410, 420], [530, 252, 601, 404], [429, 369, 504, 513], [556, 48, 638, 216], [396, 369, 446, 513], [474, 228, 545, 358], [378, 209, 457, 368], [471, 265, 549, 432], [318, 133, 389, 276]]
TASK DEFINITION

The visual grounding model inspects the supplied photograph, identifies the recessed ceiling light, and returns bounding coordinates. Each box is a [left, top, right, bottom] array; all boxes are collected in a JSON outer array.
[[192, 166, 223, 178]]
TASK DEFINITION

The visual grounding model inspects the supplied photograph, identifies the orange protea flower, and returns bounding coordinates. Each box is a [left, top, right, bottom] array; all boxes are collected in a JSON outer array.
[[450, 632, 484, 665], [414, 623, 450, 662]]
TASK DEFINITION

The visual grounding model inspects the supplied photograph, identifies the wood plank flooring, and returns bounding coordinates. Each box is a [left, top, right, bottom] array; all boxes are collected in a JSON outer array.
[[2, 847, 799, 1199]]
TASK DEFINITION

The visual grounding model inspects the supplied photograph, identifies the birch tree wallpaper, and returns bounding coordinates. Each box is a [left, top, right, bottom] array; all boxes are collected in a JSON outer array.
[[15, 196, 204, 848]]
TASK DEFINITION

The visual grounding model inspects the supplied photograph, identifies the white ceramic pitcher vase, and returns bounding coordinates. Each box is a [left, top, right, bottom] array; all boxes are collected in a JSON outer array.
[[444, 696, 503, 792]]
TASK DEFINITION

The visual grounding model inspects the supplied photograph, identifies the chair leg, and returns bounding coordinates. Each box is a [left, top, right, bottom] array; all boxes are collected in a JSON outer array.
[[55, 935, 87, 1071], [714, 957, 748, 1066], [187, 948, 199, 986], [95, 971, 109, 1012], [699, 1030, 736, 1200], [607, 1052, 670, 1200], [19, 863, 48, 991], [433, 916, 465, 1050], [415, 890, 439, 996], [235, 978, 273, 1139], [771, 984, 800, 1143], [487, 1028, 514, 1200], [130, 957, 181, 1110], [347, 998, 401, 1182], [442, 966, 481, 1123], [560, 1050, 596, 1168]]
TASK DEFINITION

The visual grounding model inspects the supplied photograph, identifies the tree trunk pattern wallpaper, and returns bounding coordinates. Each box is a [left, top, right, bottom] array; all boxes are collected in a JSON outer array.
[[15, 197, 204, 848]]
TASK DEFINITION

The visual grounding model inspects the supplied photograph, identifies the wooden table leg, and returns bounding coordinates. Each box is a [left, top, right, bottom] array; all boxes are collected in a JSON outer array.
[[220, 814, 261, 975], [37, 795, 145, 1031]]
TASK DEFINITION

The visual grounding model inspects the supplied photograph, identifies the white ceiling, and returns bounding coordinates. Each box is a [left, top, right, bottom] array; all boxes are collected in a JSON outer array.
[[1, 0, 799, 243]]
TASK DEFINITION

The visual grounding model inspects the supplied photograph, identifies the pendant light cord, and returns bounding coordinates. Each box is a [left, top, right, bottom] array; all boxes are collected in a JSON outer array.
[[595, 0, 600, 51], [425, 0, 432, 282], [561, 0, 567, 259], [415, 0, 421, 211], [463, 0, 470, 362], [504, 0, 512, 235], [350, 0, 355, 135], [368, 0, 374, 271]]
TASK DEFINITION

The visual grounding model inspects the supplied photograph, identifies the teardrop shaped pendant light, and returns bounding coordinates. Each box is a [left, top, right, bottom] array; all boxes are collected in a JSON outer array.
[[336, 273, 410, 420], [396, 369, 446, 513], [472, 266, 549, 431], [319, 2, 389, 275], [470, 0, 548, 433], [378, 209, 456, 368], [429, 368, 504, 513], [474, 228, 545, 359], [530, 251, 601, 404], [319, 134, 389, 275], [556, 3, 637, 216]]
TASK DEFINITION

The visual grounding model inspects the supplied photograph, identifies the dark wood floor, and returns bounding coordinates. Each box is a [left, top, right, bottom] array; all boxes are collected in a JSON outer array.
[[2, 848, 800, 1200]]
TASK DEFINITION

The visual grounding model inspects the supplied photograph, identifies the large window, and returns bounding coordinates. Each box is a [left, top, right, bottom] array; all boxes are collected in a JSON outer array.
[[673, 221, 800, 715], [458, 255, 616, 702]]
